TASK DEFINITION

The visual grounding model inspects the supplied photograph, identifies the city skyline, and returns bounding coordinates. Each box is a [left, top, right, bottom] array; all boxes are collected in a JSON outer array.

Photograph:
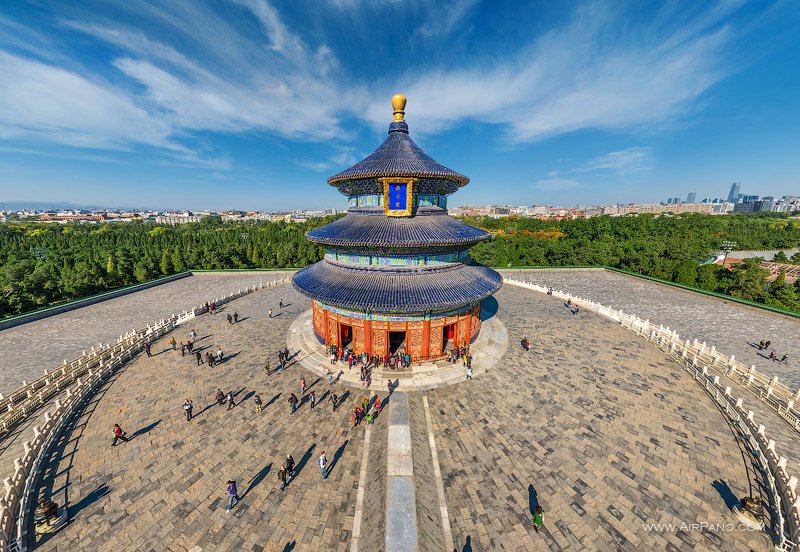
[[1, 1, 799, 210]]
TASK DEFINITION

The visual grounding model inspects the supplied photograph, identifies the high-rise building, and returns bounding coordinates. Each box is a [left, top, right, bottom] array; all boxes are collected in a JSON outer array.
[[673, 197, 681, 205], [727, 183, 741, 203], [686, 192, 696, 203], [666, 198, 673, 204]]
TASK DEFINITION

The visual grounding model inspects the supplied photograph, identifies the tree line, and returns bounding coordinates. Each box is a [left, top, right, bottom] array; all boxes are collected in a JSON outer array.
[[1, 212, 799, 318]]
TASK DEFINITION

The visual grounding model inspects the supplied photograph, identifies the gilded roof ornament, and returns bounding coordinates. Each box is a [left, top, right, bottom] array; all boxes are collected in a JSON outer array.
[[392, 94, 406, 122]]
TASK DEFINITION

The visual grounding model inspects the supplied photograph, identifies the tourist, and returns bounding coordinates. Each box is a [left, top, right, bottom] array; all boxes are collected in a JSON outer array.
[[227, 314, 233, 325], [326, 370, 334, 385], [387, 380, 394, 395], [279, 300, 284, 309], [180, 342, 186, 357], [187, 341, 193, 353], [265, 359, 271, 375], [111, 424, 129, 446], [350, 408, 358, 429], [309, 391, 316, 410], [225, 480, 240, 512], [285, 454, 295, 477], [289, 393, 299, 414], [284, 348, 290, 362], [216, 347, 223, 363], [233, 312, 239, 323], [365, 412, 374, 424], [210, 302, 216, 314], [533, 505, 544, 533], [330, 392, 338, 412], [300, 378, 307, 395], [567, 299, 571, 306], [145, 343, 152, 358], [196, 351, 202, 366], [404, 352, 411, 368], [765, 340, 771, 349], [319, 451, 328, 480], [169, 337, 177, 350], [277, 464, 288, 491], [521, 337, 530, 352], [361, 395, 369, 413], [206, 351, 214, 367], [374, 396, 382, 414], [254, 395, 263, 413], [758, 340, 765, 350], [269, 308, 273, 318], [781, 354, 788, 364], [183, 399, 193, 421], [226, 391, 238, 410], [330, 351, 337, 365], [215, 389, 226, 406], [190, 330, 197, 343], [466, 366, 473, 380]]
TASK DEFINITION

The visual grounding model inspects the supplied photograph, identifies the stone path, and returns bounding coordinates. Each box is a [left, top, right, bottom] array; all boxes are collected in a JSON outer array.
[[13, 281, 780, 551], [503, 268, 800, 388], [0, 271, 293, 394]]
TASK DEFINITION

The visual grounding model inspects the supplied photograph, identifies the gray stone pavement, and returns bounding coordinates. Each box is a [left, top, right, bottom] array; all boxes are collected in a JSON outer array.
[[0, 271, 293, 394], [504, 269, 800, 389], [15, 281, 783, 551], [418, 285, 774, 551]]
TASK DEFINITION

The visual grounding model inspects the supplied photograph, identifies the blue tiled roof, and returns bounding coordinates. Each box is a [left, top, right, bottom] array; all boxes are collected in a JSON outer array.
[[328, 121, 469, 186], [292, 260, 502, 313], [306, 212, 490, 248]]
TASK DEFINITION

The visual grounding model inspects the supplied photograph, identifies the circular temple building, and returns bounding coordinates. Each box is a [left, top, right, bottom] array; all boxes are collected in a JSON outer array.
[[292, 94, 502, 360]]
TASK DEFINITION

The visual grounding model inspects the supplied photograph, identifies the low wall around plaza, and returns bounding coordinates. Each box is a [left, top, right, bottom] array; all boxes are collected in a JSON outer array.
[[505, 277, 800, 550]]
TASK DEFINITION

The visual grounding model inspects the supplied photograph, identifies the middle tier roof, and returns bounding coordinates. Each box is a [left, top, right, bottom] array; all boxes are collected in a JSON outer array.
[[306, 212, 490, 249]]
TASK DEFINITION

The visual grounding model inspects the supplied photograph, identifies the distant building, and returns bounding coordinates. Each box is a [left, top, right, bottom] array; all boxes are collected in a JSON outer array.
[[672, 197, 681, 205], [155, 212, 209, 225], [666, 198, 673, 205], [686, 192, 696, 203], [727, 183, 741, 203]]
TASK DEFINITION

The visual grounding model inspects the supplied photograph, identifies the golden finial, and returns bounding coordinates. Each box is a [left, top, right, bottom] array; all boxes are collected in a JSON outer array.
[[392, 94, 406, 122]]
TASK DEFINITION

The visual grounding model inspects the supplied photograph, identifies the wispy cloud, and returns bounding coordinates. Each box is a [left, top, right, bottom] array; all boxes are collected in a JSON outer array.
[[416, 0, 480, 38], [363, 2, 739, 142], [579, 147, 654, 174], [293, 146, 358, 172], [533, 177, 581, 192]]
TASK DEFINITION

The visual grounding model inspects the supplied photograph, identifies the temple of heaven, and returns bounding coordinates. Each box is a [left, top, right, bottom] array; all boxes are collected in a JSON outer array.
[[292, 94, 502, 360]]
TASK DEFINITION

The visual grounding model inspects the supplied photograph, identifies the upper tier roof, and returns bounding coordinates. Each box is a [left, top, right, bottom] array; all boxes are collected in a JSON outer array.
[[327, 95, 468, 188]]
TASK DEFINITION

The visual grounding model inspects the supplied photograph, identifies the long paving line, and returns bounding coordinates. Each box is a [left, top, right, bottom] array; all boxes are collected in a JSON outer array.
[[349, 394, 373, 552], [385, 391, 417, 552], [422, 394, 454, 551]]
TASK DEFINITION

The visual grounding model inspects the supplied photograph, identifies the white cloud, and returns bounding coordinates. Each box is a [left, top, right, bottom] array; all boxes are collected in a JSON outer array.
[[416, 0, 480, 38], [579, 147, 654, 174], [362, 3, 736, 142]]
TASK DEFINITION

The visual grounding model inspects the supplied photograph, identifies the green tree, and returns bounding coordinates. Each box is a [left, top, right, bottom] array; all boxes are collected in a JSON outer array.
[[160, 249, 173, 275]]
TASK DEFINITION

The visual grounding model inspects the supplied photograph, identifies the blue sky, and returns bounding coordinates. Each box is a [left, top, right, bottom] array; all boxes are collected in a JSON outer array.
[[0, 0, 798, 210]]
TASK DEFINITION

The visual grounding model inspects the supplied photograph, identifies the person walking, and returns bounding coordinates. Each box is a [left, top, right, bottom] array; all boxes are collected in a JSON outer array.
[[279, 300, 284, 309], [196, 351, 202, 366], [309, 391, 316, 410], [233, 312, 239, 323], [326, 370, 334, 385], [215, 389, 226, 406], [268, 308, 273, 319], [330, 393, 338, 412], [319, 451, 328, 480], [111, 424, 129, 446], [254, 395, 263, 413], [180, 342, 186, 357], [277, 464, 288, 491], [533, 505, 544, 533], [300, 378, 307, 396], [206, 351, 214, 367], [286, 454, 295, 477], [225, 480, 240, 512], [466, 365, 473, 380], [190, 330, 197, 343], [226, 391, 237, 410], [187, 340, 193, 353], [289, 393, 299, 414], [216, 347, 223, 363], [374, 396, 382, 414], [227, 314, 233, 325], [183, 399, 193, 421], [145, 343, 152, 358], [169, 337, 177, 350], [265, 359, 271, 375]]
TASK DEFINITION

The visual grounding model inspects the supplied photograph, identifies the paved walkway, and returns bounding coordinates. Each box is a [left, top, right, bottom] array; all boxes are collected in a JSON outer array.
[[503, 268, 800, 388], [19, 282, 780, 551], [0, 271, 293, 395]]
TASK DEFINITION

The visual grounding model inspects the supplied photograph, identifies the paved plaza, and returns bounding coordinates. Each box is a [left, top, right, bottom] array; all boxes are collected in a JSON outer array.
[[17, 280, 786, 551], [0, 271, 292, 394], [505, 269, 800, 388]]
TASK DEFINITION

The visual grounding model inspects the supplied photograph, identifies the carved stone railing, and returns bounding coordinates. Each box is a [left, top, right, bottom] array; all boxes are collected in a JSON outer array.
[[506, 278, 800, 551], [0, 276, 291, 550]]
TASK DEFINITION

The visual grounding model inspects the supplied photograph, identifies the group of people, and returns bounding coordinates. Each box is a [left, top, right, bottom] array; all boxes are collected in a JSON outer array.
[[349, 394, 382, 429], [448, 346, 471, 366], [757, 340, 789, 364]]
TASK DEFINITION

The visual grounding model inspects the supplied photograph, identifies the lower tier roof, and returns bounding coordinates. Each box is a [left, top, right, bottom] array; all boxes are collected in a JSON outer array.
[[292, 260, 502, 313]]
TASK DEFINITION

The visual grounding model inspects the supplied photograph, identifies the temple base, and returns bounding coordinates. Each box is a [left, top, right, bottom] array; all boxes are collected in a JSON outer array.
[[288, 309, 508, 391]]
